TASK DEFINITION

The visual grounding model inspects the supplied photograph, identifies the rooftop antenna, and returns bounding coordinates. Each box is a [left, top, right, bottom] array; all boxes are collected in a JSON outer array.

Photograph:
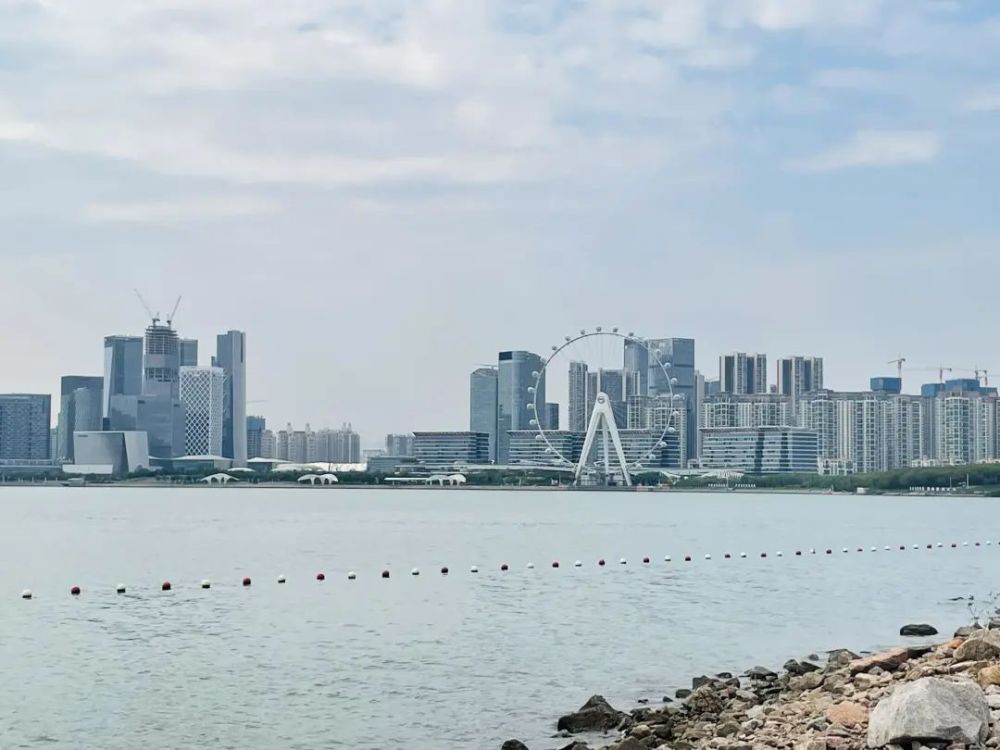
[[133, 288, 160, 326]]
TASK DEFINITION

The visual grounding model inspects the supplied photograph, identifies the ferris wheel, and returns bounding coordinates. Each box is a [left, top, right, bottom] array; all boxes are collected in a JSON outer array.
[[528, 328, 682, 486]]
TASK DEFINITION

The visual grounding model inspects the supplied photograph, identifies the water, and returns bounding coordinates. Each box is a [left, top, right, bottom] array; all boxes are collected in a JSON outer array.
[[0, 487, 996, 750]]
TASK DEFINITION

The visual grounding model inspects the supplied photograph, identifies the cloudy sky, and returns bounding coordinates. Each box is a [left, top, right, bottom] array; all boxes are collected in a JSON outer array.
[[2, 0, 999, 444]]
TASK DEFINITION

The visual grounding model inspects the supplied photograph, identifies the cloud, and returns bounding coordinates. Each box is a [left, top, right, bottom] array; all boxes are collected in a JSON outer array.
[[960, 87, 1000, 114], [82, 195, 279, 223], [786, 130, 940, 173]]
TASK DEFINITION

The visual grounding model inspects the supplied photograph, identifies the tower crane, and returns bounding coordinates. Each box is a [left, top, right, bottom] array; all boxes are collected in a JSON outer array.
[[133, 289, 160, 326], [166, 296, 182, 327], [887, 356, 906, 379], [909, 366, 953, 383]]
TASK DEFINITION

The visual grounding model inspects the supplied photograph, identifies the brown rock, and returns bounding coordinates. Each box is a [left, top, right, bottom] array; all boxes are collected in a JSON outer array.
[[849, 648, 909, 675], [955, 631, 1000, 662], [825, 702, 868, 729], [979, 665, 1000, 688], [610, 738, 645, 750]]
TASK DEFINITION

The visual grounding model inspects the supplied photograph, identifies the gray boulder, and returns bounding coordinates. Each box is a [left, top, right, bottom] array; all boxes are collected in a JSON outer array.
[[954, 624, 983, 638], [899, 623, 938, 637], [954, 629, 1000, 661], [500, 742, 529, 750], [866, 677, 989, 747], [556, 695, 625, 733]]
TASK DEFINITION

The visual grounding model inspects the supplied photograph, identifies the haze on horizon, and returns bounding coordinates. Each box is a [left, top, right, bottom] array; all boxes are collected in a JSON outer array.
[[2, 0, 999, 446]]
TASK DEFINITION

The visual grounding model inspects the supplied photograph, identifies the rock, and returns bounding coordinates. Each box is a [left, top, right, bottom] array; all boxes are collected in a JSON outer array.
[[631, 724, 652, 739], [716, 672, 734, 679], [900, 624, 939, 637], [906, 645, 934, 658], [501, 742, 530, 750], [866, 677, 990, 747], [558, 743, 590, 750], [955, 631, 1000, 662], [826, 702, 869, 729], [610, 738, 644, 750], [556, 695, 625, 733], [850, 648, 909, 674], [675, 688, 692, 699], [693, 675, 716, 689], [661, 696, 672, 703], [792, 672, 826, 691], [747, 666, 778, 680], [979, 665, 1000, 688], [747, 705, 766, 721], [829, 649, 860, 667], [717, 721, 740, 737], [955, 625, 983, 638], [988, 694, 1000, 710]]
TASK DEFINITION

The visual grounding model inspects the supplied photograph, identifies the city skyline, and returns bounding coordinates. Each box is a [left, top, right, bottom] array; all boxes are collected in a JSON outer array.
[[2, 3, 999, 446]]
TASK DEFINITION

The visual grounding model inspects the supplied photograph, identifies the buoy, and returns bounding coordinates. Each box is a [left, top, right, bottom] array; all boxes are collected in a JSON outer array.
[[825, 549, 832, 555], [899, 545, 905, 550], [795, 551, 801, 556], [684, 555, 692, 562], [70, 585, 81, 596], [410, 568, 420, 576], [242, 577, 252, 586], [704, 553, 712, 560], [964, 541, 969, 546], [987, 541, 992, 546], [598, 559, 606, 566], [725, 553, 732, 559], [975, 542, 981, 547], [951, 543, 957, 548], [200, 579, 210, 589], [884, 545, 891, 550], [277, 575, 286, 584], [500, 563, 508, 572], [526, 562, 534, 569], [619, 558, 627, 565], [348, 571, 357, 580], [936, 542, 943, 548], [642, 556, 650, 564], [870, 547, 877, 552], [842, 547, 848, 553], [776, 551, 783, 557], [663, 555, 671, 562], [739, 552, 747, 558], [760, 552, 767, 558], [552, 561, 560, 568], [573, 560, 582, 567], [162, 581, 172, 591], [926, 544, 932, 549], [381, 570, 390, 578], [810, 548, 816, 554], [470, 566, 478, 573], [21, 589, 32, 599], [857, 547, 863, 552], [116, 584, 126, 594], [912, 544, 919, 550], [316, 572, 326, 581]]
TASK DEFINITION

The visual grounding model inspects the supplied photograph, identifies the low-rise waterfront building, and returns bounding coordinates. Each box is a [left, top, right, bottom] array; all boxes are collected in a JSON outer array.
[[413, 431, 490, 467], [701, 426, 819, 474]]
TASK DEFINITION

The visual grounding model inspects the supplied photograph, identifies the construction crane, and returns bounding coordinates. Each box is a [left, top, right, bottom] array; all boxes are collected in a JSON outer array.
[[133, 289, 160, 326], [887, 356, 906, 379], [166, 296, 182, 327], [909, 366, 953, 383]]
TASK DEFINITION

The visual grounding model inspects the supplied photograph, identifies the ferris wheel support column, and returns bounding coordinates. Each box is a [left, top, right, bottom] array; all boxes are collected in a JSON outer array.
[[575, 392, 632, 487]]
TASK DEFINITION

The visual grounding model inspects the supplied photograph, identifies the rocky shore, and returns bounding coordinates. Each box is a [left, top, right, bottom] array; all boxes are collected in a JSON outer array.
[[502, 625, 1000, 750]]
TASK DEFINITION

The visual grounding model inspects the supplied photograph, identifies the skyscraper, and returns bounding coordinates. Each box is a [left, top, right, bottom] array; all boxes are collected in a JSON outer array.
[[568, 360, 588, 432], [630, 337, 697, 461], [247, 415, 266, 459], [469, 367, 498, 462], [179, 338, 199, 367], [777, 356, 824, 420], [385, 433, 415, 456], [179, 366, 225, 456], [56, 376, 103, 462], [213, 331, 247, 466], [544, 402, 560, 431], [108, 394, 185, 458], [497, 350, 544, 463], [0, 394, 51, 460], [719, 352, 767, 395], [102, 335, 143, 421], [143, 323, 181, 398]]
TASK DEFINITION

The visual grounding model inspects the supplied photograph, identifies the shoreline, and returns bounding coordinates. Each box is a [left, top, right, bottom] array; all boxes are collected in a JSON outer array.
[[516, 624, 1000, 750]]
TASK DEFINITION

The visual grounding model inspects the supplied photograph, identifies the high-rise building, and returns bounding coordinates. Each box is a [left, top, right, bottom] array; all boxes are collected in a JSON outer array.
[[179, 366, 225, 456], [719, 352, 767, 395], [260, 428, 276, 459], [497, 350, 544, 463], [179, 338, 199, 367], [275, 426, 290, 460], [585, 368, 638, 429], [143, 323, 181, 398], [102, 335, 143, 421], [213, 331, 247, 466], [568, 361, 588, 432], [314, 424, 362, 463], [544, 402, 559, 431], [777, 356, 824, 411], [56, 376, 103, 462], [469, 367, 498, 462], [107, 394, 185, 458], [702, 393, 794, 431], [628, 337, 697, 460], [0, 394, 51, 460], [247, 416, 266, 459], [385, 433, 415, 456]]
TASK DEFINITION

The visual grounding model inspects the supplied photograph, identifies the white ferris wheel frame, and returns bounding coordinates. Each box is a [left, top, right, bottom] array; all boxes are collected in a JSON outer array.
[[528, 329, 680, 486]]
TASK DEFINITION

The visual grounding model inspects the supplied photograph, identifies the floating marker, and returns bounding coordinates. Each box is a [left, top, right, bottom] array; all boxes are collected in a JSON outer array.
[[277, 575, 286, 584], [740, 552, 747, 559], [21, 589, 32, 600], [642, 557, 650, 564], [964, 542, 969, 547], [684, 555, 692, 562], [242, 577, 252, 587], [795, 551, 801, 556], [552, 561, 560, 569], [162, 581, 172, 591], [381, 570, 390, 578], [842, 548, 848, 553], [810, 548, 816, 554], [348, 571, 357, 580], [760, 552, 767, 558], [884, 545, 891, 550], [500, 563, 508, 572], [663, 556, 671, 562], [526, 562, 535, 569], [116, 584, 126, 594], [926, 544, 932, 549], [200, 580, 210, 589], [70, 585, 81, 596], [776, 551, 783, 557], [871, 547, 877, 552], [410, 568, 420, 576], [619, 558, 627, 565], [573, 560, 582, 568], [470, 566, 479, 573], [725, 553, 732, 559], [316, 572, 326, 581], [705, 553, 712, 560]]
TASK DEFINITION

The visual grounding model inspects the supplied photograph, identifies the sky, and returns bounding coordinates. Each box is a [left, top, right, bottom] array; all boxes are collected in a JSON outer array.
[[1, 0, 999, 445]]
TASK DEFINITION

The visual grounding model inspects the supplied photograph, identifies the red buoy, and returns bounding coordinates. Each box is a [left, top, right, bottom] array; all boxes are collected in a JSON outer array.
[[724, 553, 732, 559], [161, 581, 172, 591], [440, 566, 449, 575], [381, 570, 390, 578], [642, 556, 650, 564], [70, 585, 81, 596], [826, 549, 832, 554], [899, 545, 905, 550], [500, 563, 508, 571], [316, 572, 325, 581], [242, 577, 252, 586], [551, 561, 560, 568], [598, 559, 606, 566], [760, 552, 767, 558]]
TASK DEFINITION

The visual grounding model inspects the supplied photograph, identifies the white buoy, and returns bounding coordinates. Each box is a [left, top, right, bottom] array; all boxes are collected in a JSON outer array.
[[937, 542, 943, 548], [842, 547, 848, 553], [573, 560, 582, 567], [776, 551, 783, 557], [411, 568, 420, 576], [988, 541, 993, 546], [810, 548, 816, 554], [884, 545, 890, 550], [526, 562, 535, 569], [964, 541, 969, 547], [21, 589, 32, 600], [470, 565, 479, 573], [619, 557, 627, 565], [664, 555, 672, 562], [739, 552, 747, 558], [913, 544, 920, 550], [116, 584, 126, 594], [870, 547, 876, 552], [347, 571, 357, 580], [277, 575, 286, 584], [201, 579, 211, 589], [704, 553, 711, 560]]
